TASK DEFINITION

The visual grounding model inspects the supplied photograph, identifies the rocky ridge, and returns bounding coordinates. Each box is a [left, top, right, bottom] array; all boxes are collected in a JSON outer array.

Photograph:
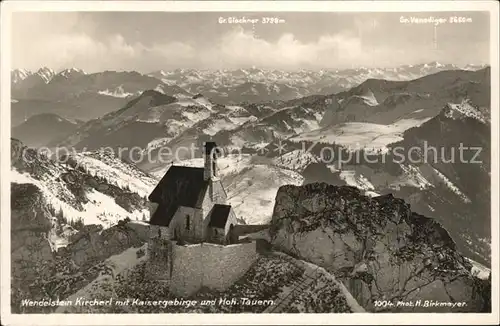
[[269, 183, 491, 312], [11, 181, 150, 313]]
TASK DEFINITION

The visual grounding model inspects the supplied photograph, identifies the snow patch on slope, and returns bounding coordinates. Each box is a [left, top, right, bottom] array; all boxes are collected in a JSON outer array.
[[395, 164, 433, 190], [465, 258, 491, 280], [203, 118, 238, 136], [225, 165, 304, 224], [446, 99, 488, 124], [228, 116, 257, 125], [340, 170, 375, 191], [75, 153, 157, 197], [181, 109, 211, 123], [292, 119, 429, 152], [12, 169, 149, 228], [145, 138, 172, 151], [431, 167, 471, 203], [354, 92, 378, 106], [176, 97, 213, 111], [98, 85, 134, 98], [83, 189, 149, 228], [273, 150, 319, 172]]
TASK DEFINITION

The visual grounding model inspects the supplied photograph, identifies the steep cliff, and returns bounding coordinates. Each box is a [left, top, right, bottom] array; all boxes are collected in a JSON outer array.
[[11, 138, 155, 229], [11, 139, 154, 312], [11, 183, 56, 308], [269, 183, 490, 312], [11, 195, 150, 313]]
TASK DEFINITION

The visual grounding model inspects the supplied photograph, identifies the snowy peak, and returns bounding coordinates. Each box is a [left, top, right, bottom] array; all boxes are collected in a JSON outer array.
[[351, 87, 379, 106], [13, 67, 56, 86], [425, 61, 447, 68], [36, 67, 56, 83], [140, 63, 489, 105], [148, 70, 169, 78], [462, 63, 488, 71], [57, 68, 86, 79], [191, 93, 213, 109], [11, 69, 33, 84]]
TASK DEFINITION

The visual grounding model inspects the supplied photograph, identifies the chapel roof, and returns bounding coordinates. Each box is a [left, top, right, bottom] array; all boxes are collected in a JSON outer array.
[[208, 204, 232, 228], [148, 165, 208, 227]]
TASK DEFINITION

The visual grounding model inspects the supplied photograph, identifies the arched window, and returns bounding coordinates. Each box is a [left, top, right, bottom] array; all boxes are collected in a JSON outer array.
[[186, 215, 190, 230]]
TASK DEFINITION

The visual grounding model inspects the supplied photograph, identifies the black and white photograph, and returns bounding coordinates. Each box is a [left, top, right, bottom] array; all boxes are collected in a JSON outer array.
[[1, 1, 499, 325]]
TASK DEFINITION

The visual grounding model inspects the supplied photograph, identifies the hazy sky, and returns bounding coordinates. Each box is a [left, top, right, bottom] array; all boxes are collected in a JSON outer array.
[[11, 11, 490, 72]]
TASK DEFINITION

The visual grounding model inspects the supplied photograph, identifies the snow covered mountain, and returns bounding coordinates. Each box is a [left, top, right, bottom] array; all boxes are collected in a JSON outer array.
[[50, 88, 334, 175], [267, 97, 491, 266], [11, 68, 32, 84], [51, 66, 490, 168], [320, 67, 490, 127], [11, 63, 487, 127], [50, 68, 86, 83], [11, 138, 157, 234], [11, 67, 56, 98], [11, 67, 56, 84], [286, 67, 490, 153], [235, 68, 491, 266], [11, 70, 166, 126], [147, 62, 487, 105], [51, 90, 205, 153]]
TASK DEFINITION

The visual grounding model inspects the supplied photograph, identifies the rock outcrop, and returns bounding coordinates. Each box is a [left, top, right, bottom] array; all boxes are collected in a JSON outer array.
[[11, 181, 150, 312], [59, 220, 149, 267], [270, 183, 490, 312], [10, 138, 156, 312], [11, 183, 56, 311]]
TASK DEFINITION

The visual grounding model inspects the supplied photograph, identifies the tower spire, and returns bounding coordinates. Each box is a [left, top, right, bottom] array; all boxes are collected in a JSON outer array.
[[204, 141, 219, 181]]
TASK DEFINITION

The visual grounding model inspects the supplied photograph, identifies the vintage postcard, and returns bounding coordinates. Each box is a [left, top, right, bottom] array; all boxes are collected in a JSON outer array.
[[1, 1, 499, 325]]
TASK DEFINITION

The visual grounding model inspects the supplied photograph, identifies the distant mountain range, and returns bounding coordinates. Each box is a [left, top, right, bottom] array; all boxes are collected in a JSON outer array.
[[11, 62, 487, 126]]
